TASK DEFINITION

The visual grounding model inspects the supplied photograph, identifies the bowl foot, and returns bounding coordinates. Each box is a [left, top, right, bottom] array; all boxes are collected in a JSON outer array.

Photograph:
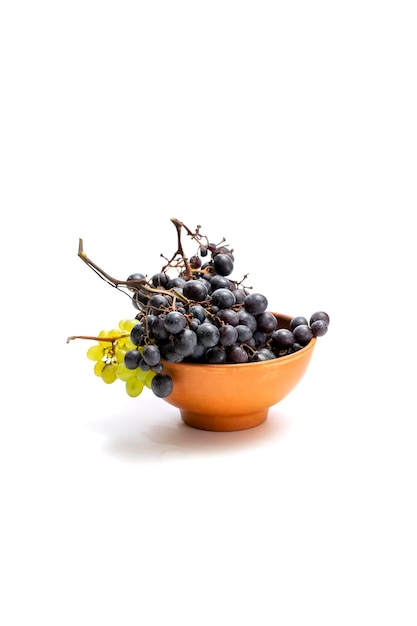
[[180, 409, 269, 432]]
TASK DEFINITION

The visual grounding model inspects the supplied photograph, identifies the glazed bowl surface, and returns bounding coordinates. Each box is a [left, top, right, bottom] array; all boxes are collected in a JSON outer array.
[[161, 313, 316, 431]]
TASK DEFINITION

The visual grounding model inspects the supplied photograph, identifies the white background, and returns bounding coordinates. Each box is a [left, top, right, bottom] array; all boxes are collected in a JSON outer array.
[[1, 2, 416, 624]]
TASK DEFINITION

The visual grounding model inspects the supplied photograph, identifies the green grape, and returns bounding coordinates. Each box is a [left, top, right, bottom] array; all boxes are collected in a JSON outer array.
[[117, 363, 136, 382], [144, 370, 156, 389], [87, 344, 105, 361], [116, 349, 127, 364], [101, 362, 118, 384], [94, 360, 106, 377], [135, 367, 149, 382], [126, 377, 144, 397]]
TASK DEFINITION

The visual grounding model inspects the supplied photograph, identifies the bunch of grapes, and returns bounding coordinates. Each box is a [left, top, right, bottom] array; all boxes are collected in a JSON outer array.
[[69, 218, 329, 399]]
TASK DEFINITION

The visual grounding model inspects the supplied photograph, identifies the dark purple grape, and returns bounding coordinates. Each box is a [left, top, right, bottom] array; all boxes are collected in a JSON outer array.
[[189, 255, 201, 269], [249, 348, 276, 362], [124, 350, 142, 370], [167, 276, 186, 289], [163, 311, 187, 334], [233, 289, 249, 304], [292, 324, 313, 345], [182, 279, 209, 301], [236, 324, 253, 343], [238, 310, 257, 331], [148, 294, 171, 313], [188, 304, 207, 322], [209, 275, 230, 291], [196, 322, 220, 347], [150, 272, 169, 288], [290, 316, 308, 330], [253, 330, 267, 346], [219, 324, 239, 346], [256, 311, 278, 333], [216, 308, 239, 326], [310, 311, 330, 326], [311, 320, 328, 337], [271, 328, 294, 350], [211, 288, 236, 309], [244, 292, 268, 315], [227, 345, 249, 363], [151, 373, 173, 398], [142, 344, 161, 367], [173, 329, 198, 356], [213, 253, 234, 276], [138, 358, 151, 371], [130, 323, 146, 346], [204, 346, 227, 363]]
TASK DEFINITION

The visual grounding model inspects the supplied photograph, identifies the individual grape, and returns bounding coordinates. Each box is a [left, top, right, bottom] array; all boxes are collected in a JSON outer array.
[[271, 328, 295, 351], [292, 324, 313, 345], [256, 311, 278, 334], [167, 276, 186, 289], [196, 322, 221, 347], [182, 279, 209, 301], [311, 320, 328, 337], [130, 323, 146, 346], [151, 272, 169, 288], [211, 288, 236, 310], [290, 316, 308, 330], [138, 358, 151, 371], [310, 311, 330, 326], [188, 304, 207, 322], [233, 288, 249, 304], [189, 254, 202, 269], [244, 292, 268, 315], [151, 373, 173, 398], [238, 310, 257, 331], [249, 348, 276, 362], [87, 344, 105, 361], [227, 344, 249, 363], [253, 330, 267, 346], [148, 294, 171, 312], [213, 253, 234, 276], [94, 360, 106, 377], [173, 329, 198, 357], [101, 362, 118, 384], [127, 272, 146, 284], [124, 349, 142, 370], [142, 344, 161, 367], [219, 324, 238, 346], [126, 377, 145, 397], [209, 275, 230, 291], [205, 346, 227, 363], [216, 308, 239, 326], [151, 362, 163, 373], [117, 363, 136, 381], [163, 311, 187, 334], [236, 324, 253, 343]]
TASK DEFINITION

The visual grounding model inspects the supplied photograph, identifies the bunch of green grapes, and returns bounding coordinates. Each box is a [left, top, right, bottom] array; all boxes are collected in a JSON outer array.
[[85, 319, 156, 397]]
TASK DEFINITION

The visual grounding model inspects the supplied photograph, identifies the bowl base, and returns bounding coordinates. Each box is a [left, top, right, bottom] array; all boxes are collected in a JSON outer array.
[[180, 409, 269, 432]]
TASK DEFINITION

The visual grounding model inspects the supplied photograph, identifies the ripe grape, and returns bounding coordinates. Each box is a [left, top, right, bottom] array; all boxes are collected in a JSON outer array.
[[151, 373, 174, 398]]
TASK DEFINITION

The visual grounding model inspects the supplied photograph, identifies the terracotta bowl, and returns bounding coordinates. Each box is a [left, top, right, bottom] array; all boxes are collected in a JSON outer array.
[[161, 313, 317, 431]]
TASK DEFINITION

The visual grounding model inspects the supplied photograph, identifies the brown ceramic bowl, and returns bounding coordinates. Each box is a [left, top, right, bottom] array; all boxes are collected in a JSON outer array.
[[161, 313, 317, 431]]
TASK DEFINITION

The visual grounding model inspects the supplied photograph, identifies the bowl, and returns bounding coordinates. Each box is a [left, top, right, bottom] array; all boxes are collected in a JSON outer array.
[[161, 313, 317, 431]]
